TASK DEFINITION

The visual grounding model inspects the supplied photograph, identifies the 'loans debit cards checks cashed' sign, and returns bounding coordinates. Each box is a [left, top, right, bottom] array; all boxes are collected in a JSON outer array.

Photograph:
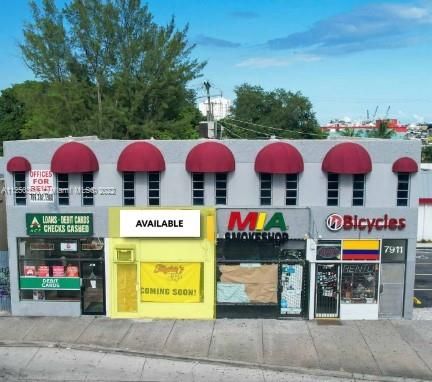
[[119, 210, 201, 237]]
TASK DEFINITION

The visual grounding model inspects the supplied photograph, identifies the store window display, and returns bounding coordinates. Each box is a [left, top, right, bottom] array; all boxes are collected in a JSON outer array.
[[341, 263, 379, 304], [18, 238, 104, 304]]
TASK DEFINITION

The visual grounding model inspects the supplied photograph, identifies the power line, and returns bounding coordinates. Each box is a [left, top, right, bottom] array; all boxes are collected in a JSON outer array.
[[223, 120, 279, 139], [222, 126, 244, 139], [225, 117, 325, 138]]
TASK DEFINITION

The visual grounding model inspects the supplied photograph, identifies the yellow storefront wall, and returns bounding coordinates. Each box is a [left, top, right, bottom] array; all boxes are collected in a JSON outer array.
[[108, 207, 216, 319]]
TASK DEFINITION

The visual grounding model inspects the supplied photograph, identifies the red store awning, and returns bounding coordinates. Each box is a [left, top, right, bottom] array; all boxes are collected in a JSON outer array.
[[7, 156, 31, 172], [186, 141, 235, 173], [117, 142, 165, 172], [254, 142, 304, 174], [51, 142, 99, 174], [392, 157, 418, 173], [322, 142, 372, 174]]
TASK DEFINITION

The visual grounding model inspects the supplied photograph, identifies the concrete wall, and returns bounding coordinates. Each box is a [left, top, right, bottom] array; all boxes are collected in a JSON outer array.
[[3, 138, 421, 209], [2, 138, 421, 317], [418, 205, 432, 241], [0, 180, 7, 251]]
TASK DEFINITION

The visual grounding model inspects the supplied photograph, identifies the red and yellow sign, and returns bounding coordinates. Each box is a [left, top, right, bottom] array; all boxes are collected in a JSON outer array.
[[140, 262, 202, 303]]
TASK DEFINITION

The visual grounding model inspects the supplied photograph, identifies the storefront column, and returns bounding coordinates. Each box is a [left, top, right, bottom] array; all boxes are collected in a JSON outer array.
[[308, 262, 316, 320], [306, 239, 316, 320], [104, 238, 110, 317], [404, 239, 417, 319]]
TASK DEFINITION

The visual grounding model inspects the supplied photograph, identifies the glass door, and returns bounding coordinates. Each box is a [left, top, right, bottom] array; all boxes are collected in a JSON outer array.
[[81, 261, 105, 315], [315, 264, 340, 318]]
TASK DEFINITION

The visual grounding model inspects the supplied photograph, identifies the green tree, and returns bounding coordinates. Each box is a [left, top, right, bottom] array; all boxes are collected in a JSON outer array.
[[0, 88, 25, 155], [223, 84, 324, 139], [18, 0, 204, 140], [366, 120, 395, 139], [422, 145, 432, 163]]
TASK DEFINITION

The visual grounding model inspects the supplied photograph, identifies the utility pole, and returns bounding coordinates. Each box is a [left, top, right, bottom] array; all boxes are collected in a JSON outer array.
[[203, 81, 217, 138], [204, 81, 212, 122]]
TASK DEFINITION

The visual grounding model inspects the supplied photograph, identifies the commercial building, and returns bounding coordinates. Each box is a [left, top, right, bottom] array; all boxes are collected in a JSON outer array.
[[418, 168, 432, 241], [3, 137, 421, 319]]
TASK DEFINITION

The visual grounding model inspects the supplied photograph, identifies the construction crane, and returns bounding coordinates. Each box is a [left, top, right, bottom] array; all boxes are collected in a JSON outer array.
[[372, 106, 379, 120], [385, 106, 391, 119]]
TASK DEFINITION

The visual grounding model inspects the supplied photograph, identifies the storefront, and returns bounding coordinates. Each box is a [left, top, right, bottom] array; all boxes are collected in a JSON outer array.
[[17, 213, 105, 315], [216, 208, 310, 318], [108, 207, 216, 319], [3, 137, 420, 319], [313, 239, 380, 319], [307, 209, 415, 320]]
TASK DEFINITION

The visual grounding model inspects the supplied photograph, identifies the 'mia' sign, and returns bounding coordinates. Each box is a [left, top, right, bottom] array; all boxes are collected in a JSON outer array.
[[225, 211, 289, 241]]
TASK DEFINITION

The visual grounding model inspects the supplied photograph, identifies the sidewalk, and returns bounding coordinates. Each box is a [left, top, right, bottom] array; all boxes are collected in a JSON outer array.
[[1, 317, 432, 381], [417, 243, 432, 249]]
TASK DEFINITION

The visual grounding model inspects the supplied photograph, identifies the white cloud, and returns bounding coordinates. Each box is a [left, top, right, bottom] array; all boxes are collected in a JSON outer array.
[[413, 113, 425, 123], [266, 2, 432, 55], [236, 54, 321, 68]]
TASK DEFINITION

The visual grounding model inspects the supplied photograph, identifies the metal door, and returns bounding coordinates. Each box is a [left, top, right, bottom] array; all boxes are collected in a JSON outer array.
[[81, 261, 105, 315], [315, 264, 340, 318], [379, 263, 405, 318], [0, 251, 10, 313]]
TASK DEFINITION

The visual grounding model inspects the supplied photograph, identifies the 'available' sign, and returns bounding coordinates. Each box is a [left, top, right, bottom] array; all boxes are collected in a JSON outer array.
[[120, 210, 201, 238]]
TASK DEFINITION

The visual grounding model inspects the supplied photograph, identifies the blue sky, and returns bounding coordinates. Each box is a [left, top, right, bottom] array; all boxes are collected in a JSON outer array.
[[1, 0, 431, 124]]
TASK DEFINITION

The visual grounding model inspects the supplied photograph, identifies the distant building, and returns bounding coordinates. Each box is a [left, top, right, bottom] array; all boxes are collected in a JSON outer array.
[[321, 118, 407, 139], [198, 97, 231, 121]]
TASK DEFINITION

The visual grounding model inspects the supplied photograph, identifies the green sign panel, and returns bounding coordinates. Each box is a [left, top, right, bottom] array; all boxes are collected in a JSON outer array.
[[20, 277, 81, 290], [26, 213, 93, 236]]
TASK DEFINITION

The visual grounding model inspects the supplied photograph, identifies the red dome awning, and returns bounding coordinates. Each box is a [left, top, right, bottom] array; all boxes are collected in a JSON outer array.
[[186, 141, 235, 173], [6, 157, 31, 172], [322, 142, 372, 174], [392, 157, 418, 173], [7, 156, 31, 172], [255, 142, 304, 174], [51, 142, 99, 174], [117, 142, 165, 172]]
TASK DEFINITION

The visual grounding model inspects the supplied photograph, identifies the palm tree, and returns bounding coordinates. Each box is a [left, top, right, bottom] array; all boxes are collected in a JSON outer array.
[[366, 120, 395, 139], [340, 128, 361, 137]]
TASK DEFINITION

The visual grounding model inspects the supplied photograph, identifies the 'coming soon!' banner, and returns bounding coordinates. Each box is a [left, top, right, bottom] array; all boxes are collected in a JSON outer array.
[[140, 262, 202, 303]]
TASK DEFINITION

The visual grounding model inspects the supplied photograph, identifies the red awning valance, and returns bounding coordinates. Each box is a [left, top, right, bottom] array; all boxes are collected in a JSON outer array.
[[117, 142, 165, 172], [322, 142, 372, 174], [392, 157, 418, 173], [7, 156, 31, 172], [51, 142, 99, 174], [186, 141, 235, 173], [255, 142, 304, 174], [420, 198, 432, 205]]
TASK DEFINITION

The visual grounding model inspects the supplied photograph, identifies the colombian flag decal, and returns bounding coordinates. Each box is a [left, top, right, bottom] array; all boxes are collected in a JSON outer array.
[[342, 240, 380, 261]]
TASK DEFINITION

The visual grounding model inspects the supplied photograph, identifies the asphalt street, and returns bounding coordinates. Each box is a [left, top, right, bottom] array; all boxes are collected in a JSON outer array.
[[415, 247, 432, 307]]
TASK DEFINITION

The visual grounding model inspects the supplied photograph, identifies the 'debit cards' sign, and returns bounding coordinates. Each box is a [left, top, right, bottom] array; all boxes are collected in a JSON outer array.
[[26, 213, 93, 236]]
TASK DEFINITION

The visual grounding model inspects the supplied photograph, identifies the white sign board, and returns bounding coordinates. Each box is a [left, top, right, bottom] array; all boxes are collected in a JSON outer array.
[[29, 170, 54, 203], [61, 242, 78, 252], [120, 210, 201, 238]]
